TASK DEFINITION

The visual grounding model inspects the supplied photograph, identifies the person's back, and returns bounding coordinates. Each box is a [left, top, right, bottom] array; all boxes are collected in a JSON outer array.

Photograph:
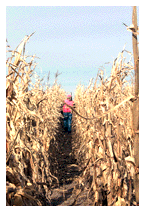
[[63, 95, 74, 133], [63, 98, 74, 113]]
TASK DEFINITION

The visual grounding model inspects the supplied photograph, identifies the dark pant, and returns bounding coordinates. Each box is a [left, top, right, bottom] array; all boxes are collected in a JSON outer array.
[[63, 112, 72, 132]]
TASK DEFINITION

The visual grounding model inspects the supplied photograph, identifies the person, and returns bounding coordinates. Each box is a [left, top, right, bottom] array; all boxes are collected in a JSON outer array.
[[62, 94, 75, 133]]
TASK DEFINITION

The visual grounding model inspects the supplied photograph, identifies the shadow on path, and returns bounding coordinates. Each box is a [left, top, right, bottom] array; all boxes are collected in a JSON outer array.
[[48, 117, 81, 205]]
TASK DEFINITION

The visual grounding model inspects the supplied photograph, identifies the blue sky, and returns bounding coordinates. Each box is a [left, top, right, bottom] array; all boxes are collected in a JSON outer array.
[[6, 6, 139, 96]]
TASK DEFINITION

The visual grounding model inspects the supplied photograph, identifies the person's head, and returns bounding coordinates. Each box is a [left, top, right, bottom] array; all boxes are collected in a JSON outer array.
[[67, 94, 72, 101]]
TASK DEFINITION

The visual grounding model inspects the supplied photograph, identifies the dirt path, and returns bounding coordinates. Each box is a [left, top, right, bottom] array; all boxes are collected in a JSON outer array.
[[47, 117, 93, 206]]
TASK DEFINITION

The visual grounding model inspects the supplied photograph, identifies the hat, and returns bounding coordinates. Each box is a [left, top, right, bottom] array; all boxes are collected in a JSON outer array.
[[67, 94, 71, 98]]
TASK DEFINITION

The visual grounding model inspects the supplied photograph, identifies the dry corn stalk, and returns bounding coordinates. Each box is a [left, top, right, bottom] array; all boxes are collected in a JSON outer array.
[[72, 48, 137, 206], [6, 35, 66, 205]]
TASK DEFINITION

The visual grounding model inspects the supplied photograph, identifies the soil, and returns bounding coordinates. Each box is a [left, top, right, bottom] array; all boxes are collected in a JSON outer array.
[[47, 117, 93, 206]]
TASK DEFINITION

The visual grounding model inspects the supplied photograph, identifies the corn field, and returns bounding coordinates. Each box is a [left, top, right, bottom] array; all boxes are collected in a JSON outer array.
[[72, 51, 137, 206], [6, 8, 139, 206], [6, 35, 66, 205]]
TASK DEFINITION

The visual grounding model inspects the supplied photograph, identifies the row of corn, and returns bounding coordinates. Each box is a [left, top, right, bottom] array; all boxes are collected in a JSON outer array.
[[72, 50, 137, 205], [6, 35, 66, 205]]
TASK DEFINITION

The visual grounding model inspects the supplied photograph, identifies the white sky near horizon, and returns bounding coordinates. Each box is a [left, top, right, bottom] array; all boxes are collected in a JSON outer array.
[[6, 6, 139, 97]]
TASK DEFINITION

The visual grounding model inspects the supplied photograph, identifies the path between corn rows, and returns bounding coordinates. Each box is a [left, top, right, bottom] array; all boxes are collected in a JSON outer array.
[[47, 118, 93, 206]]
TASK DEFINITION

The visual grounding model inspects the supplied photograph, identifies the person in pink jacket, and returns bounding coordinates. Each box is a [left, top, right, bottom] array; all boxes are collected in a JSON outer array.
[[63, 94, 75, 133]]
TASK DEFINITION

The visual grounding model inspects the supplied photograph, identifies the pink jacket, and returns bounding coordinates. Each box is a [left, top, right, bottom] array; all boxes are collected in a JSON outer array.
[[63, 99, 74, 113]]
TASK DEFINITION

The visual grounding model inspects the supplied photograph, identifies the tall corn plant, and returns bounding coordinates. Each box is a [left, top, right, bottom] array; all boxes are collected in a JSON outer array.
[[72, 49, 137, 206], [6, 34, 66, 205]]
